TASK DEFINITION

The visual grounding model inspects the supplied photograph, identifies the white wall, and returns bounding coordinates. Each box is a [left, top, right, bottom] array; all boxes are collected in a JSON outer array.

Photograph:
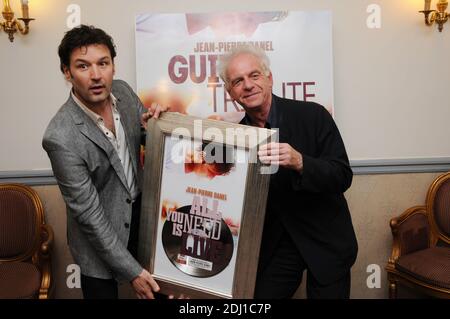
[[1, 0, 450, 171]]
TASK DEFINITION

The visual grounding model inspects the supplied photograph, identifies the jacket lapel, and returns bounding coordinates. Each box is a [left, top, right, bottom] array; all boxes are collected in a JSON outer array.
[[272, 95, 290, 143], [66, 96, 130, 193], [113, 91, 139, 180]]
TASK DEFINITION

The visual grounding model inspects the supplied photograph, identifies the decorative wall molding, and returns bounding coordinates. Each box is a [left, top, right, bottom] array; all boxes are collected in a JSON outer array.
[[1, 158, 449, 186], [0, 170, 56, 186], [350, 157, 450, 175]]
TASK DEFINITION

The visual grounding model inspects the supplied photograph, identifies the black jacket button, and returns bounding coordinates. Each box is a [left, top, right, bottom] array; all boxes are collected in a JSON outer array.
[[124, 223, 130, 228]]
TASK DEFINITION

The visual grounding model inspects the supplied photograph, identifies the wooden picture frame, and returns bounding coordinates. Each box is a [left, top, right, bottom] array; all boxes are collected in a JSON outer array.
[[138, 112, 275, 299]]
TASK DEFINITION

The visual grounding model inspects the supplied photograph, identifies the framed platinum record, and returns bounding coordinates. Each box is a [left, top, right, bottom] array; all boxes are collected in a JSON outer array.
[[138, 112, 276, 298]]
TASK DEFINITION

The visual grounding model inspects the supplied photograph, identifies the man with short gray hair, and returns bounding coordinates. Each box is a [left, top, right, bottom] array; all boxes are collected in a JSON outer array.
[[219, 45, 358, 299]]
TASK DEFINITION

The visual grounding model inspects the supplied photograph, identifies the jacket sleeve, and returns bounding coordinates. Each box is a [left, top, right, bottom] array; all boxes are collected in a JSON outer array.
[[292, 105, 353, 194], [43, 137, 143, 281]]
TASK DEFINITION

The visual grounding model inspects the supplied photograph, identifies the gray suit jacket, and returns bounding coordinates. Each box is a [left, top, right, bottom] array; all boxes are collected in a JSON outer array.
[[43, 80, 145, 281]]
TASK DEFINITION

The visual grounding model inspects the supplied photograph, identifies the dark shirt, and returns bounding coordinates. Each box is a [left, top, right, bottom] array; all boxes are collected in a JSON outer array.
[[241, 94, 278, 130], [239, 94, 357, 285]]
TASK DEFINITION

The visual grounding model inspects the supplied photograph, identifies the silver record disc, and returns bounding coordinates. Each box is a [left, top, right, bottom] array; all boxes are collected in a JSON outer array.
[[162, 205, 234, 277]]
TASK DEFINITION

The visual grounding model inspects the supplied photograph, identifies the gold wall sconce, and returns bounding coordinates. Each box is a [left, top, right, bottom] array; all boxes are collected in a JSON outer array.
[[420, 0, 449, 32], [0, 0, 34, 42]]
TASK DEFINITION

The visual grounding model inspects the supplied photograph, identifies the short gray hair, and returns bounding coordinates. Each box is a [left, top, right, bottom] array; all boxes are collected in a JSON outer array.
[[218, 45, 271, 90]]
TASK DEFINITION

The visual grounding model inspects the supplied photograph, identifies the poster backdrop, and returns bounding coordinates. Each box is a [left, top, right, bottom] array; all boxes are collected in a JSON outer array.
[[135, 11, 334, 121]]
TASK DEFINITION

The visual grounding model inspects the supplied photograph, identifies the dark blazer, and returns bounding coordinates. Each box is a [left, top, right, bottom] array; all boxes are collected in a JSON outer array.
[[42, 80, 145, 281], [246, 95, 358, 286]]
